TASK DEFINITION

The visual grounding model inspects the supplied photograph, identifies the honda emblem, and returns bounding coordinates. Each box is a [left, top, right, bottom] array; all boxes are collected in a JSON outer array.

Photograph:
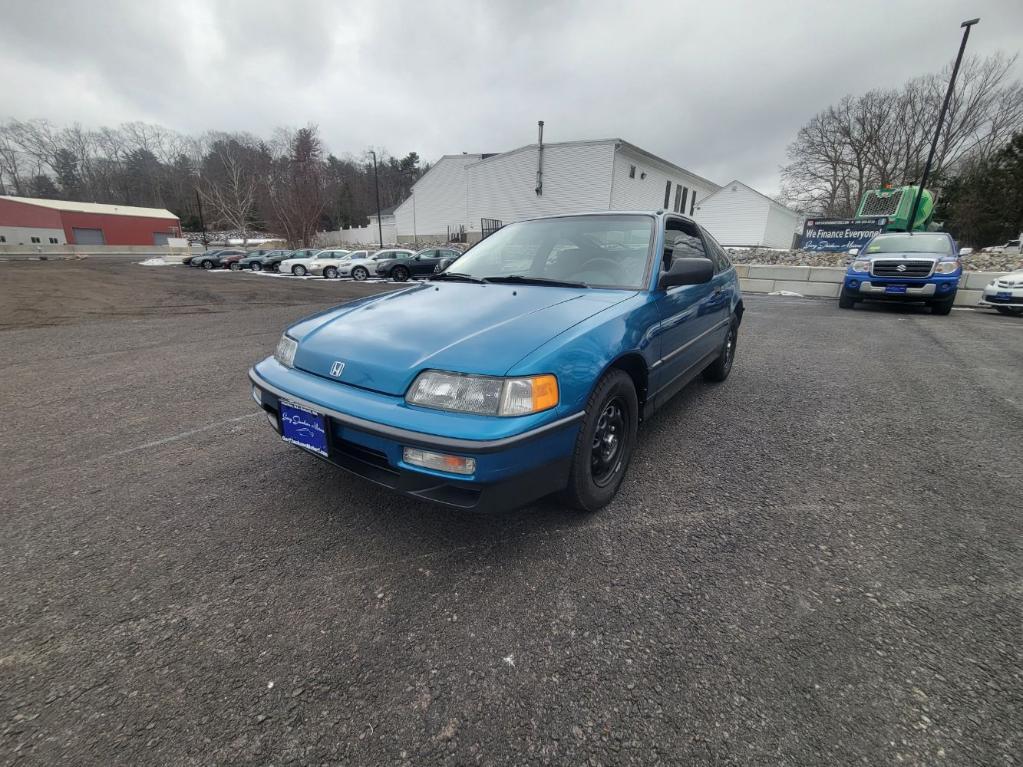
[[329, 361, 345, 377]]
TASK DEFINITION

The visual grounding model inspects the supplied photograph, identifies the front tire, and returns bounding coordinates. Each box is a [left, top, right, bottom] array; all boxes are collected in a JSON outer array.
[[250, 262, 262, 272], [292, 265, 307, 276], [323, 266, 339, 279], [838, 287, 856, 309], [561, 369, 638, 513], [930, 295, 954, 315], [703, 318, 737, 382], [202, 259, 214, 270], [392, 266, 409, 282], [351, 266, 368, 281]]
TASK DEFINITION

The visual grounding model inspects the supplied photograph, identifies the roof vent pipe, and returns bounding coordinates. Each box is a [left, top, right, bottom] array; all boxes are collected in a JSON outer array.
[[535, 121, 544, 197]]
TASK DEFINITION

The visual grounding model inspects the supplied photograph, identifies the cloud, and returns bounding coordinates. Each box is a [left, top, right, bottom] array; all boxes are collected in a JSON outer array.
[[1, 0, 1021, 194]]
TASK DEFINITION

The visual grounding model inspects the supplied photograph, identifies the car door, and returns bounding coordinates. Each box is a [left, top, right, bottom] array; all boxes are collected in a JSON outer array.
[[650, 217, 720, 397], [412, 249, 439, 275]]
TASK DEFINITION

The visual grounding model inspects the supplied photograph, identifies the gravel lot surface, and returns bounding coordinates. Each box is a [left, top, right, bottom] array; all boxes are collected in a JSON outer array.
[[1, 262, 1020, 766]]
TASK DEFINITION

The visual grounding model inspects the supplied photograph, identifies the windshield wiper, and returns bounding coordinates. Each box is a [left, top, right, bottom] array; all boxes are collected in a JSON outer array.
[[482, 275, 588, 288], [429, 272, 485, 283]]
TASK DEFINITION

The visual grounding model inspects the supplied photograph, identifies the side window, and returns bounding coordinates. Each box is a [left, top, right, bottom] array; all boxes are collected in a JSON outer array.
[[703, 232, 732, 273], [663, 218, 706, 269], [663, 180, 672, 209]]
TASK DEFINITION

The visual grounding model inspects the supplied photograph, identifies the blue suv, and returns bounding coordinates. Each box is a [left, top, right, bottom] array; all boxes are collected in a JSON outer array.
[[839, 232, 962, 315], [249, 212, 743, 512]]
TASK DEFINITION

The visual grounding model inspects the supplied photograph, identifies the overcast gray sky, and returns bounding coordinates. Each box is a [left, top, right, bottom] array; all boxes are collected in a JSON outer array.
[[2, 0, 1021, 193]]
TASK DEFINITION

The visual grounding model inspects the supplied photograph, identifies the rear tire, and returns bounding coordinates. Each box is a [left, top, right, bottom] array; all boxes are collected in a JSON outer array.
[[838, 287, 856, 309], [292, 265, 307, 276], [930, 295, 954, 315], [229, 262, 241, 271], [995, 306, 1023, 316], [323, 266, 338, 279], [352, 266, 368, 281], [560, 369, 638, 513], [392, 266, 409, 282], [703, 318, 738, 382]]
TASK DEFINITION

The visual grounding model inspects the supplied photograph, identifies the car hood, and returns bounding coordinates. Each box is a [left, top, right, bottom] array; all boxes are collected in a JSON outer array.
[[862, 251, 943, 261], [291, 282, 633, 395]]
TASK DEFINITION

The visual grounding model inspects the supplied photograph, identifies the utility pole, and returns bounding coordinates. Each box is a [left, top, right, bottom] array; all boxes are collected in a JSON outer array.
[[369, 149, 383, 249], [906, 17, 980, 233], [194, 189, 208, 248]]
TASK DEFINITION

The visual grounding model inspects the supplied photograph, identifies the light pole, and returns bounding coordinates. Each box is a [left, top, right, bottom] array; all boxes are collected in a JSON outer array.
[[906, 17, 980, 233], [368, 149, 383, 249]]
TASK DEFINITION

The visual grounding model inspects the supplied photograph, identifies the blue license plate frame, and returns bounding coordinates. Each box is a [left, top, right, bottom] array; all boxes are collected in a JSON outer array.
[[885, 285, 908, 295], [279, 400, 329, 457], [996, 291, 1012, 300]]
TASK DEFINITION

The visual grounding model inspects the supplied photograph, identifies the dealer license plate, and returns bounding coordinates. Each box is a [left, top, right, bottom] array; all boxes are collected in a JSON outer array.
[[996, 291, 1012, 300], [885, 285, 907, 294], [279, 401, 328, 456]]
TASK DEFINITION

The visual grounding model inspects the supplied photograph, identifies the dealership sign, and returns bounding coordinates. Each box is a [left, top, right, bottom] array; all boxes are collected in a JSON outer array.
[[799, 217, 888, 252]]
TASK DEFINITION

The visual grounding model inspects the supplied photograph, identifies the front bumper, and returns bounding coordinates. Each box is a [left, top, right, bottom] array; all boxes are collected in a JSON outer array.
[[249, 361, 581, 512], [979, 286, 1023, 307], [844, 273, 959, 301]]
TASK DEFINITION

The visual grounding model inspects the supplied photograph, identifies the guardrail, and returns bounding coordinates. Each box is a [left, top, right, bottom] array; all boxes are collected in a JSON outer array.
[[735, 264, 1003, 307]]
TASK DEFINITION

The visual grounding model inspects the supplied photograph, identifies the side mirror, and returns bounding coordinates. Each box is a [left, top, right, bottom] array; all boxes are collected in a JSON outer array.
[[658, 257, 714, 290], [847, 247, 859, 256], [414, 255, 421, 261]]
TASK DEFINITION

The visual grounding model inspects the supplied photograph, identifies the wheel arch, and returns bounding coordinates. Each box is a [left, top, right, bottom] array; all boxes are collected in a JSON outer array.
[[605, 352, 649, 420]]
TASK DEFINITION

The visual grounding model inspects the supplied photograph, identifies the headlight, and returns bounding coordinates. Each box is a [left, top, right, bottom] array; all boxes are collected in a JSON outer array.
[[850, 260, 871, 272], [406, 371, 559, 416], [274, 334, 298, 368], [934, 260, 961, 274]]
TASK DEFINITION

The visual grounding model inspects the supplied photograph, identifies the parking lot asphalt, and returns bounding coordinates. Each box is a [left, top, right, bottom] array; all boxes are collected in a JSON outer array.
[[1, 261, 1020, 766]]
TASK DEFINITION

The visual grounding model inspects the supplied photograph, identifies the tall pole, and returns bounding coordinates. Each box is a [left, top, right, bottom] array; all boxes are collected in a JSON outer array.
[[906, 17, 980, 233], [194, 189, 208, 248], [369, 149, 383, 249]]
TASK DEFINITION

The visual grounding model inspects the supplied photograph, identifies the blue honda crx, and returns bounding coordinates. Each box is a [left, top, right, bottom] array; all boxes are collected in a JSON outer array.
[[250, 212, 743, 512]]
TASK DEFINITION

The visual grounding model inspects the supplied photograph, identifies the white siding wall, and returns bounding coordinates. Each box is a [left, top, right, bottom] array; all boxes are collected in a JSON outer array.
[[763, 205, 802, 249], [694, 184, 770, 246], [610, 147, 717, 215], [0, 226, 66, 245], [317, 223, 397, 247], [394, 155, 480, 238], [466, 143, 616, 225]]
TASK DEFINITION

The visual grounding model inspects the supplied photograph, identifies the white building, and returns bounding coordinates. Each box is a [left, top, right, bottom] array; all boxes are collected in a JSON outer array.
[[393, 140, 720, 243], [694, 180, 803, 249]]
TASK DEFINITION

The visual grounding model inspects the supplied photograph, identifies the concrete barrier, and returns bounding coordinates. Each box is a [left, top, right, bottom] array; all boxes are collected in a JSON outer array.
[[0, 244, 190, 262], [735, 264, 1006, 307]]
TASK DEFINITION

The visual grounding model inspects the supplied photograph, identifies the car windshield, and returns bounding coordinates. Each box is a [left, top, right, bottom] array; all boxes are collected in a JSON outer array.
[[865, 234, 953, 255], [449, 215, 654, 289]]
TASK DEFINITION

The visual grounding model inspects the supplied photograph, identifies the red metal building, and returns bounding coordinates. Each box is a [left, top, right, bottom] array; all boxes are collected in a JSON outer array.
[[0, 195, 181, 246]]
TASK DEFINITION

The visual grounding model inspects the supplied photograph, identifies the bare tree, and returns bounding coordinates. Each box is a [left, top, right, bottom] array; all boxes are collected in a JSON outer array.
[[198, 136, 262, 241], [781, 52, 1023, 215]]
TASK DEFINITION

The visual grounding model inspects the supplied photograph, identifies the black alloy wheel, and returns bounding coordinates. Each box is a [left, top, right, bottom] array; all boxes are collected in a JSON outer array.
[[590, 397, 626, 487], [392, 266, 410, 282]]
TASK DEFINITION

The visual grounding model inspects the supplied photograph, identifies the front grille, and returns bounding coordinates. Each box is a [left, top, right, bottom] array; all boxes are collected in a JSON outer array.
[[871, 259, 934, 278], [860, 189, 904, 217]]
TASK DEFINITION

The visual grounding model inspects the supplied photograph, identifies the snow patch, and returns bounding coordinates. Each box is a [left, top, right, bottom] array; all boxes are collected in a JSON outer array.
[[139, 257, 178, 266], [768, 290, 804, 297]]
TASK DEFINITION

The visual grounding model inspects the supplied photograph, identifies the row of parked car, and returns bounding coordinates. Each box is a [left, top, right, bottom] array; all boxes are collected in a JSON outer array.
[[184, 246, 465, 281]]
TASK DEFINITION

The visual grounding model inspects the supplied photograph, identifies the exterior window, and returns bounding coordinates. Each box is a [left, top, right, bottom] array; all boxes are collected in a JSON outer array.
[[680, 187, 689, 214], [663, 181, 672, 209], [49, 237, 59, 244], [629, 165, 636, 179], [0, 235, 5, 243], [673, 186, 682, 213], [690, 193, 697, 215], [31, 236, 41, 243]]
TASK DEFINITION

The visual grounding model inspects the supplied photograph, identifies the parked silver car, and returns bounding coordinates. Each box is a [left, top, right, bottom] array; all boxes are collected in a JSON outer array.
[[307, 250, 367, 279], [335, 250, 410, 280], [279, 249, 351, 276], [979, 268, 1023, 316]]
